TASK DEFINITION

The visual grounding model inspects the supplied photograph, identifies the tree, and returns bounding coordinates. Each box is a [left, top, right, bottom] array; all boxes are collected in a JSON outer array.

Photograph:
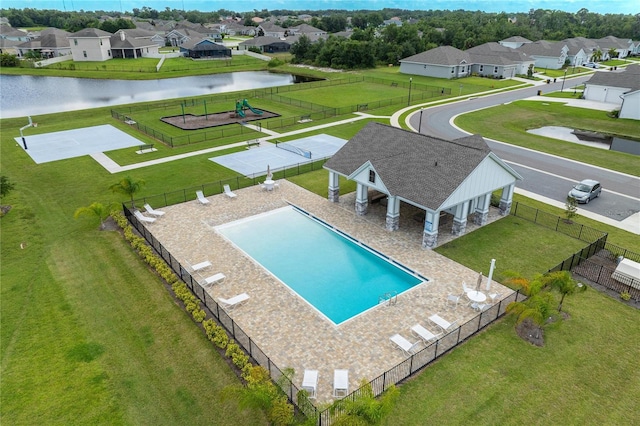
[[527, 63, 534, 78], [504, 272, 556, 343], [74, 202, 113, 230], [1, 176, 16, 199], [0, 53, 20, 67], [109, 176, 145, 209], [542, 270, 587, 312], [565, 196, 577, 222], [607, 47, 618, 59], [332, 379, 399, 425], [593, 49, 603, 62]]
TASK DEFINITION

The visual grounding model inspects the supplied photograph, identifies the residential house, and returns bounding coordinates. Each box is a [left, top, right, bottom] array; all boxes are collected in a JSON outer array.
[[498, 36, 532, 49], [16, 28, 71, 58], [238, 36, 291, 53], [518, 40, 568, 69], [583, 64, 640, 119], [595, 35, 632, 59], [323, 122, 521, 248], [180, 38, 231, 59], [466, 42, 534, 78], [68, 28, 113, 61], [165, 27, 209, 47], [382, 17, 403, 26], [287, 24, 326, 37], [400, 46, 472, 79], [109, 30, 159, 59], [0, 24, 31, 42], [256, 22, 286, 38]]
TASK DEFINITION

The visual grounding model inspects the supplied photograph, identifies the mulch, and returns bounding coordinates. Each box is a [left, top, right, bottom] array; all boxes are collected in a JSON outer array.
[[161, 110, 280, 130]]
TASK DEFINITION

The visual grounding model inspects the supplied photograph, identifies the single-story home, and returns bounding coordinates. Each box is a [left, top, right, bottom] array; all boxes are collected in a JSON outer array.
[[180, 38, 231, 59], [583, 64, 640, 120], [16, 28, 71, 58], [518, 40, 569, 70], [323, 123, 522, 248], [400, 46, 472, 79], [238, 36, 292, 53]]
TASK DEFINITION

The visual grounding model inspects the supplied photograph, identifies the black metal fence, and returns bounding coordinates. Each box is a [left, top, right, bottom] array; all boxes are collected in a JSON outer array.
[[111, 76, 452, 148]]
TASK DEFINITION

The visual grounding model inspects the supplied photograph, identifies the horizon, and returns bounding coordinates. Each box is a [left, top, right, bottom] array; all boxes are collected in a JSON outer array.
[[1, 0, 638, 15]]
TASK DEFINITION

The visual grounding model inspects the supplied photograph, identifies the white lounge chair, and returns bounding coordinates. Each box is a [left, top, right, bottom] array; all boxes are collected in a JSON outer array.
[[462, 281, 472, 293], [301, 369, 319, 399], [390, 333, 420, 356], [196, 190, 210, 205], [218, 292, 249, 309], [333, 369, 349, 398], [202, 272, 225, 286], [144, 203, 165, 217], [428, 314, 459, 333], [134, 210, 156, 224], [411, 324, 442, 344], [189, 260, 212, 272], [223, 184, 237, 199]]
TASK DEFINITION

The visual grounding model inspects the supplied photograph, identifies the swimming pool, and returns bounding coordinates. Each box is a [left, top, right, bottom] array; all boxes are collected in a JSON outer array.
[[215, 206, 426, 324]]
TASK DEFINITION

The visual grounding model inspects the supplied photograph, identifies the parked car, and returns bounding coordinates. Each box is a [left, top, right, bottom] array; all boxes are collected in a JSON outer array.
[[583, 62, 599, 68], [568, 179, 602, 203]]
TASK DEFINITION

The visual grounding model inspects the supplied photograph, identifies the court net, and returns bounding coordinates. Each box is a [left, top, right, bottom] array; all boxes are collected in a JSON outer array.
[[275, 140, 312, 159]]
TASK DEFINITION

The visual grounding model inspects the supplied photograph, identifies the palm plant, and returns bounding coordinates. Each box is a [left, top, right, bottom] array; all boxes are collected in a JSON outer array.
[[332, 379, 399, 425], [74, 202, 113, 229], [593, 49, 603, 62], [109, 176, 145, 209], [541, 270, 587, 312], [503, 271, 556, 341]]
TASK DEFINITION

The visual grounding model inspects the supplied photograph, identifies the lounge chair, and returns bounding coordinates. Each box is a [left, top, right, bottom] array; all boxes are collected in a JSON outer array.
[[223, 184, 237, 199], [411, 324, 442, 344], [202, 272, 225, 286], [133, 210, 156, 224], [488, 292, 502, 303], [470, 302, 490, 312], [462, 281, 472, 293], [218, 292, 249, 309], [144, 203, 165, 217], [189, 260, 212, 272], [428, 314, 459, 333], [301, 369, 319, 399], [333, 369, 349, 398], [196, 190, 210, 205], [390, 333, 420, 356]]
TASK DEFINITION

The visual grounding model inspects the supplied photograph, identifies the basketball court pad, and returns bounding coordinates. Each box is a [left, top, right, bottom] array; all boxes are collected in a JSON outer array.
[[15, 124, 142, 164], [211, 134, 348, 177]]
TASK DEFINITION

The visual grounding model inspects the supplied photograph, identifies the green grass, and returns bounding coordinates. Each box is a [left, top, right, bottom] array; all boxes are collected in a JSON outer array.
[[3, 64, 639, 425], [435, 216, 587, 280], [382, 289, 639, 425], [541, 90, 583, 99], [601, 59, 628, 66], [455, 100, 640, 176], [535, 67, 590, 78]]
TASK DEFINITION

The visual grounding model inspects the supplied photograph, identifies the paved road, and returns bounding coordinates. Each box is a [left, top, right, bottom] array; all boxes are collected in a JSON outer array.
[[410, 76, 640, 228]]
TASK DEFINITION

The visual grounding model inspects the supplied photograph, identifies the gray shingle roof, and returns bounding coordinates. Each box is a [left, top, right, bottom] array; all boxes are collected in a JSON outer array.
[[466, 42, 530, 65], [401, 46, 470, 66], [518, 40, 566, 56], [586, 64, 640, 92], [324, 123, 493, 210], [500, 36, 532, 43], [69, 28, 112, 38]]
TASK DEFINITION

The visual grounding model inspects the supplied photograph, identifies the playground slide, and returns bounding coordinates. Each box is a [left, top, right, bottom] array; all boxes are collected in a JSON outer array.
[[242, 99, 263, 115], [235, 101, 245, 118]]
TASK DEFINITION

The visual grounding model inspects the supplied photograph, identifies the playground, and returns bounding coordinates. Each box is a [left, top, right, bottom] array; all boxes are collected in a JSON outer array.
[[160, 99, 280, 130]]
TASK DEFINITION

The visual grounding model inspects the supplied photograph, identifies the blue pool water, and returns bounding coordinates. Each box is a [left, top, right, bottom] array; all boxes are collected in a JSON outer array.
[[216, 206, 425, 324]]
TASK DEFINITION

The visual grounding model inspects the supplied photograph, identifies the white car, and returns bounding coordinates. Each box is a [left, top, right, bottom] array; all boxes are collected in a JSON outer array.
[[583, 62, 599, 69]]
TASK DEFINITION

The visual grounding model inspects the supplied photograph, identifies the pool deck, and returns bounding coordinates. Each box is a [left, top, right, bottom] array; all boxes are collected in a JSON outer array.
[[146, 180, 511, 403]]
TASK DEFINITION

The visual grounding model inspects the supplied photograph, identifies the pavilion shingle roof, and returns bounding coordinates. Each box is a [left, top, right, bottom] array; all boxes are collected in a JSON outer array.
[[324, 123, 492, 210]]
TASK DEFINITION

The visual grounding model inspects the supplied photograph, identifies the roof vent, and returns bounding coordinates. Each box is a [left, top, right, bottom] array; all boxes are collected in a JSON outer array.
[[434, 161, 438, 166]]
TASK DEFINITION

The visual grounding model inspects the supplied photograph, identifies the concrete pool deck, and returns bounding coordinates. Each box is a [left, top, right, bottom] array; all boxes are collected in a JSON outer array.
[[145, 180, 511, 402]]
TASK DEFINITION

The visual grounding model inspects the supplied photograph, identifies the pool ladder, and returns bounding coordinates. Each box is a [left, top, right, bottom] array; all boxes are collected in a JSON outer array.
[[379, 291, 398, 307]]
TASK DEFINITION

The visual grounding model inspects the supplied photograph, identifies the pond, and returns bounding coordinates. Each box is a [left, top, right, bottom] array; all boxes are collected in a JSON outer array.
[[0, 71, 312, 119], [527, 126, 640, 156]]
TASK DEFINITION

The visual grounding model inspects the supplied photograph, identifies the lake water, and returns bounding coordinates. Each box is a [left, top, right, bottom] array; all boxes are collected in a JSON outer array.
[[0, 71, 298, 119]]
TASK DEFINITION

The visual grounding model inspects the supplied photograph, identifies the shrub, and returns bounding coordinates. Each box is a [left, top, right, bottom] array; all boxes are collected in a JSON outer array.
[[268, 58, 284, 68], [620, 292, 631, 301]]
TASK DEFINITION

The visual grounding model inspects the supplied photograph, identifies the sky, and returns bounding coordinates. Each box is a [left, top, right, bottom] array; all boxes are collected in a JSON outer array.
[[1, 0, 638, 15]]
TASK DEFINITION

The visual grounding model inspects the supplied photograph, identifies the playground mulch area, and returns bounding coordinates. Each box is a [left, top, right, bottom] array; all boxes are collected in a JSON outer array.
[[161, 110, 280, 130]]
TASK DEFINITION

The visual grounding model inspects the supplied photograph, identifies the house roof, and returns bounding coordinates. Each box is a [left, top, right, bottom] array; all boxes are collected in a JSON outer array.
[[586, 64, 640, 92], [18, 28, 71, 49], [562, 36, 599, 53], [239, 36, 290, 47], [324, 123, 505, 210], [401, 45, 470, 66], [69, 28, 112, 38], [595, 35, 631, 50], [180, 38, 230, 51], [500, 36, 532, 43], [466, 42, 531, 65], [110, 33, 157, 49], [115, 28, 156, 39], [0, 24, 28, 38], [258, 22, 286, 33], [518, 40, 566, 57], [290, 24, 325, 34]]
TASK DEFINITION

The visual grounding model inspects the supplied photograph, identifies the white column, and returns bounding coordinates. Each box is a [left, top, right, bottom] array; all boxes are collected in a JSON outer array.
[[499, 183, 515, 216], [355, 183, 368, 216], [451, 201, 469, 236], [385, 196, 400, 231], [328, 171, 339, 202], [422, 210, 440, 249]]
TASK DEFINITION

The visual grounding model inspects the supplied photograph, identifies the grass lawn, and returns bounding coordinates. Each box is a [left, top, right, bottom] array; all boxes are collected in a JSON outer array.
[[2, 66, 639, 425], [541, 90, 583, 99], [535, 67, 590, 78], [382, 288, 639, 425], [455, 100, 640, 176]]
